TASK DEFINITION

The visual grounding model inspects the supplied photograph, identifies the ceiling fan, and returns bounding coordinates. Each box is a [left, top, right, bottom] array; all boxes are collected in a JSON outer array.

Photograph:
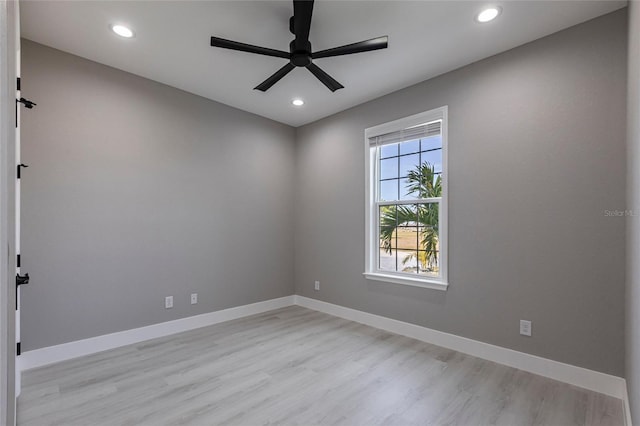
[[209, 0, 388, 92]]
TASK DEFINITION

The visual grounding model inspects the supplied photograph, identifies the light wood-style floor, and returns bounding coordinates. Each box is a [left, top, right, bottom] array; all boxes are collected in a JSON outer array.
[[18, 306, 623, 426]]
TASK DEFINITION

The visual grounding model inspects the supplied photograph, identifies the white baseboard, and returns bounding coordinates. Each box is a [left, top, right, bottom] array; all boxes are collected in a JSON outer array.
[[20, 295, 296, 371], [294, 295, 627, 399], [624, 381, 634, 426], [20, 293, 628, 403]]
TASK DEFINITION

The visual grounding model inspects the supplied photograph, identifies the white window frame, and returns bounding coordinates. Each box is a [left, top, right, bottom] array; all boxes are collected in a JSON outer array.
[[364, 106, 449, 291]]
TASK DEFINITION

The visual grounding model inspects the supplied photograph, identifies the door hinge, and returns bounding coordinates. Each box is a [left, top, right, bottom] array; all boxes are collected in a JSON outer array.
[[17, 254, 20, 268], [17, 77, 20, 91], [17, 97, 36, 109], [16, 342, 20, 356], [17, 163, 28, 179], [16, 273, 29, 311], [16, 273, 29, 287]]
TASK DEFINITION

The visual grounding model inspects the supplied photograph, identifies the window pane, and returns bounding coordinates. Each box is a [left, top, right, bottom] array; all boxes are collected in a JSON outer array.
[[396, 204, 417, 227], [399, 153, 420, 178], [379, 238, 396, 250], [399, 250, 420, 273], [400, 178, 418, 200], [380, 143, 399, 159], [379, 247, 397, 272], [379, 206, 398, 249], [379, 205, 397, 251], [380, 157, 398, 180], [400, 139, 420, 155], [397, 205, 419, 274], [418, 203, 439, 232], [379, 205, 397, 272], [417, 203, 439, 275], [417, 250, 439, 277], [432, 173, 442, 190], [379, 179, 399, 201], [420, 149, 442, 173], [396, 227, 418, 251], [421, 135, 442, 151]]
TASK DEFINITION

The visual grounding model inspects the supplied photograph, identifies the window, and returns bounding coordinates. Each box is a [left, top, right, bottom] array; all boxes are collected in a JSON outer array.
[[364, 107, 448, 290]]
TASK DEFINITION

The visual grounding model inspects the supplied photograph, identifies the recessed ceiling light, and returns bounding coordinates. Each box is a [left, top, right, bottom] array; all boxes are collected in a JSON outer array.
[[476, 7, 501, 23], [111, 24, 134, 38], [292, 99, 304, 106]]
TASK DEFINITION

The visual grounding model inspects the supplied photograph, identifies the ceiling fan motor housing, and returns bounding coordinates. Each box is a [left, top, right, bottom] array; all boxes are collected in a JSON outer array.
[[290, 40, 312, 67]]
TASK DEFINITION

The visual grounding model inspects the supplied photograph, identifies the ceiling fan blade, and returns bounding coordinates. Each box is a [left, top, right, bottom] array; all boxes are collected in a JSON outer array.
[[254, 63, 296, 92], [210, 36, 290, 59], [292, 0, 314, 46], [313, 36, 389, 59], [307, 63, 344, 92]]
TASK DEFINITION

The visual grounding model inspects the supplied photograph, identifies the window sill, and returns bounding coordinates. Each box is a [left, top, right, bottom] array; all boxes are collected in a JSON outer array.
[[363, 272, 449, 291]]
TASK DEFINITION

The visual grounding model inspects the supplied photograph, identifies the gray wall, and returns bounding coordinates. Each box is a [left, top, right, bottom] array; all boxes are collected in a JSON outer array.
[[295, 10, 627, 376], [20, 40, 296, 351], [627, 0, 640, 420]]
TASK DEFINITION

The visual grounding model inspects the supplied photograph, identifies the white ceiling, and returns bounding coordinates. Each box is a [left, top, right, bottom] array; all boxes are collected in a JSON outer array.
[[21, 0, 626, 127]]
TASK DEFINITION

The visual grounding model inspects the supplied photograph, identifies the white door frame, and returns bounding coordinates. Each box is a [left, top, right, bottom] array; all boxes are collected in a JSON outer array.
[[14, 9, 21, 398], [0, 0, 19, 424]]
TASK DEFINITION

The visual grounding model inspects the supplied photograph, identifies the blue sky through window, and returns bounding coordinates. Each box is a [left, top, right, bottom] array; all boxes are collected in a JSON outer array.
[[379, 135, 442, 201]]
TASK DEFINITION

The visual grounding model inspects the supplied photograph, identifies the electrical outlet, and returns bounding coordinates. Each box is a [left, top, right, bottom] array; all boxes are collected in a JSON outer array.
[[165, 296, 173, 309], [314, 281, 320, 291], [191, 293, 198, 305], [520, 320, 532, 336]]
